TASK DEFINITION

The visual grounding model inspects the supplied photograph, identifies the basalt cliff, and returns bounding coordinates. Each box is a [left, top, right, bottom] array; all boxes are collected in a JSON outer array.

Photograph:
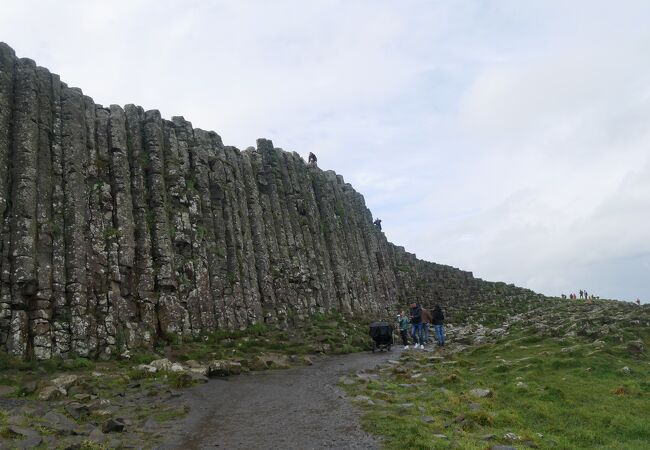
[[0, 43, 539, 359]]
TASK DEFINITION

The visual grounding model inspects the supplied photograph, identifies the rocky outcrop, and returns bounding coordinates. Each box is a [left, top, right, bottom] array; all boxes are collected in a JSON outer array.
[[0, 43, 539, 359]]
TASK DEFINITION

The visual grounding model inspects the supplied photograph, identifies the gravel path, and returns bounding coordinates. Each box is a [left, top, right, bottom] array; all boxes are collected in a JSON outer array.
[[162, 348, 402, 450]]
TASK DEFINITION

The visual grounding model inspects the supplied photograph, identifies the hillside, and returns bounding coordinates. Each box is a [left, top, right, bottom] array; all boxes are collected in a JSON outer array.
[[342, 297, 650, 449]]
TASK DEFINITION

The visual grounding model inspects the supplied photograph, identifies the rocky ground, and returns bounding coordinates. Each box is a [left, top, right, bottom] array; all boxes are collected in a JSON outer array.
[[0, 313, 372, 449], [341, 298, 650, 449], [1, 298, 646, 449]]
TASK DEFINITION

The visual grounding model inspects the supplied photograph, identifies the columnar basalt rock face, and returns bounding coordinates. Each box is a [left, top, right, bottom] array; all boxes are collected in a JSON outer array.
[[0, 43, 539, 359]]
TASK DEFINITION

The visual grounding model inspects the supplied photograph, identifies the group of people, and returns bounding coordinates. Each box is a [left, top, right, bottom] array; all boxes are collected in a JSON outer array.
[[562, 289, 599, 300], [397, 302, 445, 349]]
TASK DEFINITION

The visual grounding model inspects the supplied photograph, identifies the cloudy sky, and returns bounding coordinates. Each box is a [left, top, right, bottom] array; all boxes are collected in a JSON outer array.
[[2, 0, 649, 302]]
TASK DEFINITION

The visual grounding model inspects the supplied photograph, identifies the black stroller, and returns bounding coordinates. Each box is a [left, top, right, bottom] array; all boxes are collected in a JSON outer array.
[[369, 321, 394, 352]]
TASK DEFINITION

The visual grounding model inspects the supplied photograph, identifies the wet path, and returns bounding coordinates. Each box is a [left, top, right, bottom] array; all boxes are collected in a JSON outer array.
[[162, 348, 402, 450]]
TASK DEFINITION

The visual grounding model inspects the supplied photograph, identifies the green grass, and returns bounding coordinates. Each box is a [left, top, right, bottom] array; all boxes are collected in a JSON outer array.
[[163, 312, 373, 363], [343, 324, 650, 449]]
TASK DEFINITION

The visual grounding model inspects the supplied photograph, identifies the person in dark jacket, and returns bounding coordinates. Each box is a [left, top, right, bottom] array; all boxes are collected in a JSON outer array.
[[421, 307, 432, 344], [432, 304, 445, 346], [409, 302, 424, 349]]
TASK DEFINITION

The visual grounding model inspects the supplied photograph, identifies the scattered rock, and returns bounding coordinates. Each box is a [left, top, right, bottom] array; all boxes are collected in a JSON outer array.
[[38, 385, 66, 401], [209, 360, 242, 377], [42, 411, 77, 435], [0, 385, 15, 396], [21, 381, 38, 395], [469, 388, 493, 398], [6, 425, 37, 438], [15, 434, 43, 449], [64, 402, 89, 420], [150, 358, 173, 372], [515, 381, 528, 389], [621, 366, 631, 375], [504, 432, 520, 441], [170, 363, 186, 373], [50, 374, 78, 389], [135, 364, 157, 374], [88, 427, 106, 443], [101, 418, 125, 433], [627, 340, 645, 357]]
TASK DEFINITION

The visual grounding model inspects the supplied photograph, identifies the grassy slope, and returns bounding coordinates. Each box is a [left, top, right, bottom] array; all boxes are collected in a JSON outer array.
[[343, 299, 650, 450]]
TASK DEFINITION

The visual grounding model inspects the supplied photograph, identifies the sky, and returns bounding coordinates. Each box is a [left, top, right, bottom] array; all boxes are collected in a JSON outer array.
[[1, 0, 649, 302]]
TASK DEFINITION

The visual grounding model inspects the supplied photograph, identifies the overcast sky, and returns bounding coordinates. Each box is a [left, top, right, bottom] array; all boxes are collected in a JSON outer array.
[[2, 0, 649, 302]]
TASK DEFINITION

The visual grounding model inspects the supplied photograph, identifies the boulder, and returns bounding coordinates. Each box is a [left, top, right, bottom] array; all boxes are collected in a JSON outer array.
[[15, 434, 43, 449], [38, 385, 66, 401], [627, 340, 646, 357], [101, 418, 125, 433], [42, 411, 77, 435], [469, 388, 493, 398], [135, 364, 157, 374], [169, 362, 186, 373], [209, 360, 242, 377], [150, 358, 173, 371], [50, 374, 78, 389], [64, 402, 89, 420]]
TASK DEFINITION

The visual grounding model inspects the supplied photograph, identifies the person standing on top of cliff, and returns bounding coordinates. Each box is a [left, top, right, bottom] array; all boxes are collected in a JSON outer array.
[[397, 311, 410, 349], [373, 219, 382, 230], [308, 152, 317, 165], [409, 302, 424, 349], [421, 307, 432, 344], [432, 305, 445, 347]]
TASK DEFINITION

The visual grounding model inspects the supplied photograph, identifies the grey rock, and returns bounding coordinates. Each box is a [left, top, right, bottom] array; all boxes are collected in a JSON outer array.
[[15, 434, 43, 449], [469, 388, 493, 398], [38, 385, 66, 401], [42, 411, 77, 435], [0, 385, 15, 396], [101, 418, 125, 433]]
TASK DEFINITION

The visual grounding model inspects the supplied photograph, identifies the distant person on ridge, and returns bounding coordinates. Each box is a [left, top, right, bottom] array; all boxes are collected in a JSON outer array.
[[397, 311, 410, 349], [637, 299, 641, 306], [373, 219, 382, 230], [579, 290, 584, 299], [409, 302, 424, 349], [308, 152, 317, 165]]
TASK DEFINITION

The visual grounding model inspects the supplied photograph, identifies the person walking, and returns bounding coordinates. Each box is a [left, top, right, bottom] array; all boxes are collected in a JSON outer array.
[[397, 311, 410, 349], [409, 302, 424, 349], [432, 304, 446, 347]]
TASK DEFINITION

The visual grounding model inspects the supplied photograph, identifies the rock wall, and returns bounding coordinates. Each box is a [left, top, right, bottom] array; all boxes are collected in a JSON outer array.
[[0, 43, 538, 359]]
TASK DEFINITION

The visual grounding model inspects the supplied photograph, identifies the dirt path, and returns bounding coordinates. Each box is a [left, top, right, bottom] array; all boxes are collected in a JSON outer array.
[[161, 348, 402, 450]]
